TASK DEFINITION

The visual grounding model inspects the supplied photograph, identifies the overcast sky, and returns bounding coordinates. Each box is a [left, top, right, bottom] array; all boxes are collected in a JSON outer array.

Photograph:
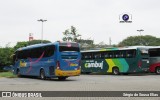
[[0, 0, 160, 47]]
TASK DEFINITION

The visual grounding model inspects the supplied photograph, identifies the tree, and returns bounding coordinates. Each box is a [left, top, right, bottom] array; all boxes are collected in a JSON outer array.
[[62, 26, 81, 42], [14, 41, 28, 50], [0, 46, 14, 71], [95, 41, 108, 48], [118, 35, 160, 46], [77, 39, 94, 50]]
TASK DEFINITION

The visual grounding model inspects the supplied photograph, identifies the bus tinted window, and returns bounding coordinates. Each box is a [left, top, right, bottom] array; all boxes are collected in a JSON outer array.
[[59, 43, 79, 52], [59, 46, 80, 52], [114, 51, 121, 58], [108, 52, 114, 58], [17, 45, 55, 59], [82, 52, 93, 59], [93, 52, 101, 59], [149, 48, 160, 57], [126, 50, 136, 58], [17, 50, 30, 59], [119, 50, 126, 58], [30, 47, 43, 58], [30, 46, 55, 58], [81, 49, 136, 60], [140, 49, 149, 56], [102, 52, 109, 58], [43, 45, 55, 57]]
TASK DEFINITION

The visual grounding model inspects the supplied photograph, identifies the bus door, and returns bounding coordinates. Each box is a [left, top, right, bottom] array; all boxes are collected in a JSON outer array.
[[139, 48, 149, 71]]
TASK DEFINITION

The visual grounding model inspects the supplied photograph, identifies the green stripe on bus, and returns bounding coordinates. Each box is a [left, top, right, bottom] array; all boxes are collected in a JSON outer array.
[[112, 59, 123, 72], [119, 58, 129, 72]]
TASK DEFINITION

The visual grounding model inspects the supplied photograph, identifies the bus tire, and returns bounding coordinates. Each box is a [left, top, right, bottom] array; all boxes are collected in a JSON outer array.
[[17, 69, 21, 77], [112, 67, 120, 75], [123, 73, 128, 75], [58, 77, 67, 81], [85, 72, 91, 74], [155, 67, 160, 74], [40, 69, 46, 80]]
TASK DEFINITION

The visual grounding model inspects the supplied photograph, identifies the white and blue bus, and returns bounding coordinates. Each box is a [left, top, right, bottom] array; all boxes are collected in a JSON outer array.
[[13, 41, 81, 80]]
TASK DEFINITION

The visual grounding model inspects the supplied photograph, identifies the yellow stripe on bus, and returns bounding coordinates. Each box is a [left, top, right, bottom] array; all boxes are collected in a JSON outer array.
[[105, 59, 116, 72]]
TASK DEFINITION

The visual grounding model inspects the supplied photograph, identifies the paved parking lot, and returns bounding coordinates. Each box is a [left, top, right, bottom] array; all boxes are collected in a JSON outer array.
[[0, 74, 160, 99]]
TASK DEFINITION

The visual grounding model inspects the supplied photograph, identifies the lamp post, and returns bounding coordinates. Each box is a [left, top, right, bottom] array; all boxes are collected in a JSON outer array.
[[137, 29, 144, 45], [37, 19, 47, 43]]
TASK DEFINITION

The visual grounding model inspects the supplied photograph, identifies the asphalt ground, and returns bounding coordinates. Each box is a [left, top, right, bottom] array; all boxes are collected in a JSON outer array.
[[0, 73, 160, 100]]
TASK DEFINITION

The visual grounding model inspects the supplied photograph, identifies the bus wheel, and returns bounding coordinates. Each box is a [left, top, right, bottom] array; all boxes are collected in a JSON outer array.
[[112, 67, 120, 75], [155, 67, 160, 74], [40, 69, 46, 80], [58, 77, 67, 81]]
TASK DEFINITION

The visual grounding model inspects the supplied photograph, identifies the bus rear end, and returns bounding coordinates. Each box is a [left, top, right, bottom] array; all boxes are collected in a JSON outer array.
[[55, 42, 81, 79]]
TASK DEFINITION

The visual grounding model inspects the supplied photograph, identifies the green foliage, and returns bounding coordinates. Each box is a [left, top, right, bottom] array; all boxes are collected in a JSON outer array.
[[77, 39, 94, 50], [13, 41, 28, 50], [62, 26, 81, 42], [118, 35, 160, 46], [0, 47, 14, 71]]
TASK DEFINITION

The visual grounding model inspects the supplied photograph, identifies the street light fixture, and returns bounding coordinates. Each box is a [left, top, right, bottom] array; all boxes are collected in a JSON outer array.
[[137, 29, 144, 45], [37, 19, 47, 43]]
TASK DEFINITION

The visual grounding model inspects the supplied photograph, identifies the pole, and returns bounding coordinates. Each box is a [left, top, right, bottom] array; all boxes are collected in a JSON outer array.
[[137, 29, 144, 45], [37, 19, 47, 43], [41, 22, 43, 43], [109, 37, 111, 46]]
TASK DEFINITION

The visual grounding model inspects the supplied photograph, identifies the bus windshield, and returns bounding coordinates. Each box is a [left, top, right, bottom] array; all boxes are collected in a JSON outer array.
[[149, 48, 160, 57], [140, 49, 149, 56]]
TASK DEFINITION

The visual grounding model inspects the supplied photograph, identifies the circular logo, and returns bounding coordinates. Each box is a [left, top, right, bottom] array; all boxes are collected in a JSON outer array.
[[122, 14, 129, 21]]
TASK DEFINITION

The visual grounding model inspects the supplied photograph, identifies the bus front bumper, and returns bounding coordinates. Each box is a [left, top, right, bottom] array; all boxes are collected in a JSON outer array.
[[55, 69, 81, 76]]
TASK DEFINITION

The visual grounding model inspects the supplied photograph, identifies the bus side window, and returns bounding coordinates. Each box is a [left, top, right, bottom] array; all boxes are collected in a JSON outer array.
[[83, 53, 92, 60], [17, 51, 22, 59], [17, 50, 28, 59], [101, 52, 106, 59], [104, 52, 109, 58], [43, 45, 55, 57], [81, 53, 85, 60], [114, 51, 120, 58], [126, 50, 136, 58], [149, 49, 160, 57], [120, 50, 126, 58], [89, 53, 93, 59], [94, 52, 101, 59], [108, 52, 113, 58]]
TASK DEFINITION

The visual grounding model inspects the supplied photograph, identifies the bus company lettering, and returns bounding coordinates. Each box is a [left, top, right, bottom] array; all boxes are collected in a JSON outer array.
[[19, 61, 27, 67], [85, 61, 103, 69], [70, 63, 78, 66]]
